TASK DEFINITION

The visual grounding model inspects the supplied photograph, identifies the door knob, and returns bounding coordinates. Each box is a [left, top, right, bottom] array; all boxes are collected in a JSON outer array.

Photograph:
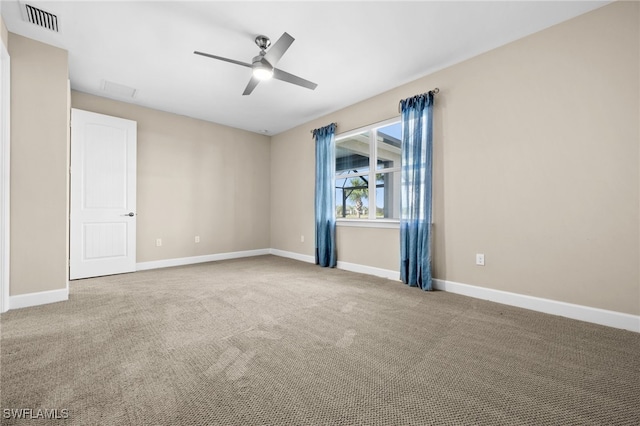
[[123, 212, 135, 217]]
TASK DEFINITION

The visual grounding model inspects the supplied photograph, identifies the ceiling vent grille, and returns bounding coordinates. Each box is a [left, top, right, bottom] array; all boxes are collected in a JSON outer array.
[[22, 3, 59, 32], [101, 80, 138, 99]]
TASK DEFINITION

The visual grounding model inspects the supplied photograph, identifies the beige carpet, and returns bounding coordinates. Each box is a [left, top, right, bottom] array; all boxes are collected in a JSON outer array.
[[1, 255, 639, 425]]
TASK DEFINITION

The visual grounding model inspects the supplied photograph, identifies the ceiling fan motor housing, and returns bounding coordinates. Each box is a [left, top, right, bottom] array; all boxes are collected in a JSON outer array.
[[252, 55, 273, 69]]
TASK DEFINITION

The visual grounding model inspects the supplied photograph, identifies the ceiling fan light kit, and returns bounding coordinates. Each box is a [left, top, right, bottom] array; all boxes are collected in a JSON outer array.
[[252, 57, 274, 80], [194, 32, 317, 95], [252, 65, 274, 81]]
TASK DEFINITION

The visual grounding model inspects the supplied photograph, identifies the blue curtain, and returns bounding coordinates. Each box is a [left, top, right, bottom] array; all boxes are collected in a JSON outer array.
[[400, 92, 434, 290], [313, 123, 337, 267]]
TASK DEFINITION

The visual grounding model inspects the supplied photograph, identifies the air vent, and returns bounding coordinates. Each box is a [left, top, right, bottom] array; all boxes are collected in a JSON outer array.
[[22, 3, 59, 32], [101, 80, 137, 99]]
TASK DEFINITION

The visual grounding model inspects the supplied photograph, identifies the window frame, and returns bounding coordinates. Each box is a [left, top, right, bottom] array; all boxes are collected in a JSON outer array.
[[334, 117, 401, 228]]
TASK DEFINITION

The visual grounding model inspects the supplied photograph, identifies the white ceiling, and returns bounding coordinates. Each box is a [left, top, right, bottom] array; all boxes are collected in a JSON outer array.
[[1, 0, 609, 135]]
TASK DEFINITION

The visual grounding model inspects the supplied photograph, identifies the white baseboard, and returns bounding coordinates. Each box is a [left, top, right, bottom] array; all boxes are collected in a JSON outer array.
[[268, 249, 399, 280], [136, 248, 271, 271], [433, 279, 640, 333], [336, 260, 399, 281], [268, 249, 315, 264], [9, 287, 69, 310]]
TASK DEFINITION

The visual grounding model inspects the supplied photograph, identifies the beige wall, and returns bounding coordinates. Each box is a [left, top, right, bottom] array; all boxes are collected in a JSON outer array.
[[336, 227, 399, 272], [271, 1, 639, 315], [71, 92, 271, 263], [9, 33, 69, 296]]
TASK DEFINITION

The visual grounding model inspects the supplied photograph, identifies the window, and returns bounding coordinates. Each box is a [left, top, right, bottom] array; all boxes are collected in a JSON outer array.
[[335, 119, 401, 221]]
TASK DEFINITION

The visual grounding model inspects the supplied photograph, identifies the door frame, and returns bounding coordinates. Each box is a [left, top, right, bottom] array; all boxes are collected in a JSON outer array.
[[1, 40, 10, 313]]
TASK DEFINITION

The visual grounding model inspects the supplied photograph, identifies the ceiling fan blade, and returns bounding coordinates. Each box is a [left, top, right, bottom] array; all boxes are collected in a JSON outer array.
[[242, 76, 261, 96], [263, 32, 294, 67], [194, 51, 251, 68], [273, 68, 318, 91]]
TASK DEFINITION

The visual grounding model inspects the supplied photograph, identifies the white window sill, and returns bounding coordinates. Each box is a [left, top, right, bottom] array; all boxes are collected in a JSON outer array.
[[336, 219, 400, 229]]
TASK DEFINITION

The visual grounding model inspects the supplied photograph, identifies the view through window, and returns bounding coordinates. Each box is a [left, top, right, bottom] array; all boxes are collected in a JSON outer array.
[[335, 120, 401, 220]]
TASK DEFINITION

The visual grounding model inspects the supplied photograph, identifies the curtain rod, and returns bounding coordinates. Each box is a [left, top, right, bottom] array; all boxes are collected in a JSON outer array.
[[310, 122, 338, 135], [398, 87, 439, 113], [309, 87, 439, 134]]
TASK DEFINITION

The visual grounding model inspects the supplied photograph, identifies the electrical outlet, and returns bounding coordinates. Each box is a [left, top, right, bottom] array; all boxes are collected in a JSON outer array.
[[300, 235, 305, 243], [476, 253, 485, 266], [195, 236, 200, 243], [156, 238, 162, 247]]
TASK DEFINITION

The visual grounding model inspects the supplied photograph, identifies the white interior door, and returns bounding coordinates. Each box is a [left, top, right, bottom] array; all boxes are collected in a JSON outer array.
[[70, 109, 137, 280]]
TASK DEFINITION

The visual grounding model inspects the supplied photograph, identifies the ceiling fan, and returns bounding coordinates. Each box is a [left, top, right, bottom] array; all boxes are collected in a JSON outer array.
[[194, 32, 318, 96]]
